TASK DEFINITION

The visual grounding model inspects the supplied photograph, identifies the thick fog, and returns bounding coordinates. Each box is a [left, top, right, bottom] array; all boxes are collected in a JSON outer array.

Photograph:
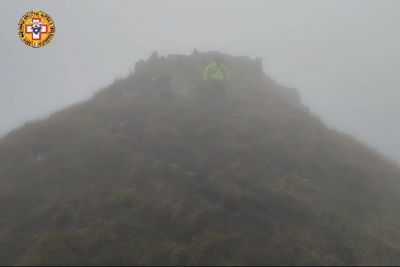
[[0, 0, 399, 164]]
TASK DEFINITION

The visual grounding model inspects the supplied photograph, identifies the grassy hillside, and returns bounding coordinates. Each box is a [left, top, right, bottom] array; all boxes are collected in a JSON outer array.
[[1, 51, 400, 265]]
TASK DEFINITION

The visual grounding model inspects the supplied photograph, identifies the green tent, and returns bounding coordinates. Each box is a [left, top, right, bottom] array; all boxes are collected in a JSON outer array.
[[203, 62, 230, 80]]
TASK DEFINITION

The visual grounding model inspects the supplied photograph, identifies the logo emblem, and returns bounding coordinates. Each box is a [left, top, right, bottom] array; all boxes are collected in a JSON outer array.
[[18, 10, 55, 48]]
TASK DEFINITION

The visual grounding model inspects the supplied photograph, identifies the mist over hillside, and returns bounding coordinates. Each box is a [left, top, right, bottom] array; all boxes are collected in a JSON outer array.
[[1, 51, 400, 265], [2, 1, 400, 164]]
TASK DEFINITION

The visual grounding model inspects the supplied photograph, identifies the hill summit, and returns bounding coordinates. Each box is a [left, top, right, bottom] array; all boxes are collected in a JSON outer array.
[[1, 50, 400, 265]]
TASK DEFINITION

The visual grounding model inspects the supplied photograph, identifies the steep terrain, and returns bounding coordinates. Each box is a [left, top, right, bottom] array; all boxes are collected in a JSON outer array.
[[1, 50, 400, 265]]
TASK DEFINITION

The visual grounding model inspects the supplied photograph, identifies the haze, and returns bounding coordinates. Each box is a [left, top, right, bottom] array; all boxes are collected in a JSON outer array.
[[0, 0, 399, 164]]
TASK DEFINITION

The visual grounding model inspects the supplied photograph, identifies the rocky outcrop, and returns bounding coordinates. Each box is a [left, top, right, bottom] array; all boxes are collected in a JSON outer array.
[[133, 50, 303, 107]]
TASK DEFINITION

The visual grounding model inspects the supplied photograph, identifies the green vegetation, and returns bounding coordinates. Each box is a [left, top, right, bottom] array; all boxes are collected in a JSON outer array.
[[1, 51, 400, 265]]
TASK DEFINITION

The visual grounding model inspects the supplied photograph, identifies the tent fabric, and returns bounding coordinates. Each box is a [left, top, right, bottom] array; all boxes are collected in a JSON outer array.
[[203, 62, 230, 80]]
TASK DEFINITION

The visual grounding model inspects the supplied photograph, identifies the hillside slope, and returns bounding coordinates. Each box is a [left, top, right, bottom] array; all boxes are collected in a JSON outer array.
[[1, 51, 400, 265]]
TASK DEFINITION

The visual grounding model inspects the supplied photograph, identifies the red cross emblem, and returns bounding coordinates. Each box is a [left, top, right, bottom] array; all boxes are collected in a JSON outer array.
[[25, 18, 48, 40]]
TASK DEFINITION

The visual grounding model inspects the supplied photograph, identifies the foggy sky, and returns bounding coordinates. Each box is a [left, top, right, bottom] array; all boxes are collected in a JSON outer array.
[[0, 0, 399, 164]]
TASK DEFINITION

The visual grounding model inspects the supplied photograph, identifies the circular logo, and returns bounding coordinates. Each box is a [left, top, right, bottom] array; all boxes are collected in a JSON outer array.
[[18, 10, 55, 48]]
